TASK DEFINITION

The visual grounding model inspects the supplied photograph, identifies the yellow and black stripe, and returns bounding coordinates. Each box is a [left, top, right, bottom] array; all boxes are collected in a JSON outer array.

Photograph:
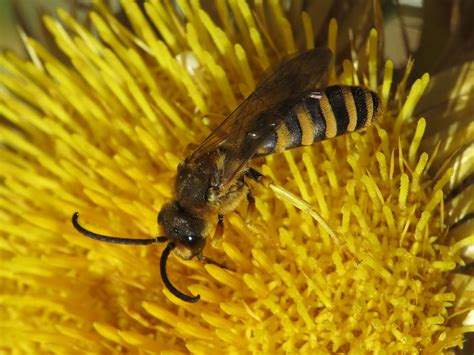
[[256, 85, 381, 156]]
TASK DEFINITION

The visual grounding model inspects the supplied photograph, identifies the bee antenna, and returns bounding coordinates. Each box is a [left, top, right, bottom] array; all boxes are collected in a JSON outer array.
[[72, 212, 168, 245], [160, 243, 201, 303]]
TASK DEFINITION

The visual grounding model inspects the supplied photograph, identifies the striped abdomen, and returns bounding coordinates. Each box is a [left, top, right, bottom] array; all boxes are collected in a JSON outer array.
[[256, 85, 382, 156]]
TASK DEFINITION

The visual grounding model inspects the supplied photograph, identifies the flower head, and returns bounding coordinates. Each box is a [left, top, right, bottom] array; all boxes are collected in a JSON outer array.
[[1, 1, 472, 353]]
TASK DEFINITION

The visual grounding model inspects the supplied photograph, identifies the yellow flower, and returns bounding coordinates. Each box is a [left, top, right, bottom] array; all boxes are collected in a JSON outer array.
[[1, 1, 472, 353]]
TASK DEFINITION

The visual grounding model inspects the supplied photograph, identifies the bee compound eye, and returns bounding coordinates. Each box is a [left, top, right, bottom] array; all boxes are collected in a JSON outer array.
[[185, 235, 205, 252]]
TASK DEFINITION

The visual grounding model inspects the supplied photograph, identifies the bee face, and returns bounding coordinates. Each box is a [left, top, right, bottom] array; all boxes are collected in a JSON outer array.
[[158, 202, 206, 258]]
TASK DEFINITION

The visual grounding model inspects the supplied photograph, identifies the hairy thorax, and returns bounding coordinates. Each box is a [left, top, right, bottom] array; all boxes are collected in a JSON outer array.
[[175, 149, 248, 216]]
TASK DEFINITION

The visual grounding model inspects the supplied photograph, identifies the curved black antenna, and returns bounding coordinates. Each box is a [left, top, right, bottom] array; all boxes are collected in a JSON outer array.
[[160, 243, 200, 303], [72, 212, 168, 245]]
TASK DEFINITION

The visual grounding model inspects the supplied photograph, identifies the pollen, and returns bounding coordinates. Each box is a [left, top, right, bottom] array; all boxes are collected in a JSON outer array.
[[0, 1, 472, 354]]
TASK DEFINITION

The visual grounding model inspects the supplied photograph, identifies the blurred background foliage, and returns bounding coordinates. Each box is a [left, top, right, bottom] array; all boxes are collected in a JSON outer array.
[[1, 0, 473, 81]]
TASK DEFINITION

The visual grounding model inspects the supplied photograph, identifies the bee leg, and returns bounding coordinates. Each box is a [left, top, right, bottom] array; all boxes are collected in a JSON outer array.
[[246, 167, 273, 188], [197, 253, 230, 270], [215, 214, 224, 238], [245, 188, 256, 223], [210, 214, 224, 248], [246, 168, 346, 254], [246, 167, 264, 182]]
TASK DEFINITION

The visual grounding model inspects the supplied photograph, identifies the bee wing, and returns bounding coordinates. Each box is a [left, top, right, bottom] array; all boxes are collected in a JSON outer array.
[[188, 47, 332, 190]]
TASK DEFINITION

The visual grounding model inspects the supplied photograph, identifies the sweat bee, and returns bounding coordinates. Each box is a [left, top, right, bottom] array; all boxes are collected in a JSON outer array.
[[72, 47, 382, 303]]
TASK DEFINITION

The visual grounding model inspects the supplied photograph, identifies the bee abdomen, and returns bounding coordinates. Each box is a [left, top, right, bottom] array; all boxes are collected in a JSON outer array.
[[256, 85, 381, 156], [308, 85, 381, 141]]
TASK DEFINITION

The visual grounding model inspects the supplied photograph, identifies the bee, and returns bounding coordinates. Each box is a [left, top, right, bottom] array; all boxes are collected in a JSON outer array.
[[72, 47, 382, 303]]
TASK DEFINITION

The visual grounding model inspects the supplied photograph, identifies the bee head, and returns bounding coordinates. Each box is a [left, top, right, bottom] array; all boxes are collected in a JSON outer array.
[[157, 201, 206, 258]]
